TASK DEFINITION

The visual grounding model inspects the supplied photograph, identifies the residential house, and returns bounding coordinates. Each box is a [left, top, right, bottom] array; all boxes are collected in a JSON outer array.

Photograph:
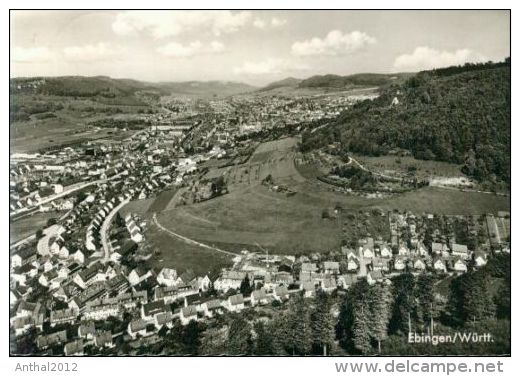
[[371, 257, 390, 272], [78, 321, 96, 339], [39, 269, 61, 290], [74, 263, 105, 289], [250, 288, 268, 306], [180, 305, 198, 325], [154, 286, 179, 304], [94, 331, 114, 348], [64, 339, 84, 356], [451, 244, 469, 260], [301, 282, 316, 298], [156, 268, 178, 287], [321, 277, 337, 292], [367, 270, 384, 285], [36, 330, 67, 350], [12, 263, 38, 286], [347, 256, 360, 272], [201, 300, 223, 318], [412, 258, 427, 271], [337, 274, 357, 289], [195, 275, 211, 292], [11, 247, 37, 269], [127, 319, 148, 339], [398, 244, 409, 256], [154, 312, 174, 329], [451, 258, 468, 273], [110, 240, 137, 263], [432, 257, 447, 273], [141, 300, 169, 320], [322, 261, 340, 275], [128, 266, 153, 287], [393, 256, 407, 272], [83, 303, 120, 321], [273, 286, 289, 302], [379, 244, 393, 258], [474, 251, 488, 267], [225, 293, 245, 312], [416, 243, 429, 257], [431, 242, 450, 256], [70, 249, 85, 265], [301, 262, 318, 273], [13, 316, 34, 337], [50, 308, 77, 327], [362, 244, 375, 259], [213, 270, 247, 292], [58, 246, 69, 259]]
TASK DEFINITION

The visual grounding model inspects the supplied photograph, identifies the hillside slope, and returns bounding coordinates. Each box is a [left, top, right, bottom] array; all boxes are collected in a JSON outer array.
[[298, 73, 412, 89], [301, 60, 511, 187], [258, 77, 302, 92]]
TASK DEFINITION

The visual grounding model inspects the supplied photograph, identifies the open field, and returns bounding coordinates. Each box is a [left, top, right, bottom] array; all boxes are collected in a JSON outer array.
[[10, 119, 137, 153], [352, 154, 466, 181], [203, 137, 305, 190], [10, 96, 149, 152], [151, 137, 509, 259], [120, 197, 155, 218], [145, 225, 234, 276], [9, 211, 65, 244], [156, 185, 345, 254], [147, 188, 179, 213]]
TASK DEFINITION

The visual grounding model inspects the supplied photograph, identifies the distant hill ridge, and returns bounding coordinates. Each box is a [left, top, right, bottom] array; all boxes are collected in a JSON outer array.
[[259, 72, 413, 92], [10, 76, 257, 98]]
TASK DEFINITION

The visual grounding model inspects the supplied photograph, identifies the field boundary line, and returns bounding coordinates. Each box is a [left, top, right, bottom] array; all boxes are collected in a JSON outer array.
[[152, 213, 236, 257]]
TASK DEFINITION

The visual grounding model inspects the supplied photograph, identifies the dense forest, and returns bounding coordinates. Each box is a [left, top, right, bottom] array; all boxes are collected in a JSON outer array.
[[301, 59, 511, 187]]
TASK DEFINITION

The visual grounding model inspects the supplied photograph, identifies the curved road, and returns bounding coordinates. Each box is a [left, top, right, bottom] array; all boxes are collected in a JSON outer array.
[[101, 198, 130, 262], [349, 156, 510, 197], [10, 172, 125, 219], [152, 213, 236, 257]]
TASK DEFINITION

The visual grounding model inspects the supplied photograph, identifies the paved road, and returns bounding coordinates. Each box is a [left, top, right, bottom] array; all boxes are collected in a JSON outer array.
[[101, 198, 130, 263], [349, 156, 510, 197], [10, 234, 36, 252], [10, 173, 125, 219], [152, 213, 236, 257]]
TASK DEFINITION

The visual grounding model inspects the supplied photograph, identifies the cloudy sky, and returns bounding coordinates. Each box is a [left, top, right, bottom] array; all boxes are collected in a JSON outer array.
[[10, 10, 510, 85]]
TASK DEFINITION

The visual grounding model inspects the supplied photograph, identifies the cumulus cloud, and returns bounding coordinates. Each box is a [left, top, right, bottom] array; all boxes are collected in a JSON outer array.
[[393, 46, 488, 71], [253, 17, 287, 29], [12, 46, 55, 63], [253, 19, 266, 29], [157, 40, 226, 58], [63, 43, 122, 62], [233, 58, 308, 75], [270, 17, 287, 27], [291, 30, 376, 57], [112, 10, 252, 38]]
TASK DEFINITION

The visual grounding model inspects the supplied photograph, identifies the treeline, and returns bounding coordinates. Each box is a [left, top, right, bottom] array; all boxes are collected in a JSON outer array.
[[88, 118, 149, 130], [331, 165, 377, 189], [427, 58, 510, 77], [337, 253, 510, 355], [139, 292, 337, 356], [301, 59, 511, 187], [298, 73, 406, 89], [10, 100, 64, 122], [133, 254, 509, 356]]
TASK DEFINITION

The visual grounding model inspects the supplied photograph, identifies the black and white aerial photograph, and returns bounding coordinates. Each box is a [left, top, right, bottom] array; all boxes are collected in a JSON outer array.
[[8, 8, 511, 360]]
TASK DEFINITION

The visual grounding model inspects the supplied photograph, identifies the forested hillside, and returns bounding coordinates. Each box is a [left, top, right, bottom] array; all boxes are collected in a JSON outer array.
[[301, 60, 511, 187], [298, 73, 410, 89]]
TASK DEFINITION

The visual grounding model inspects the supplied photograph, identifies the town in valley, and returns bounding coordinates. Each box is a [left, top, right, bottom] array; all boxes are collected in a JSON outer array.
[[9, 10, 511, 356]]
